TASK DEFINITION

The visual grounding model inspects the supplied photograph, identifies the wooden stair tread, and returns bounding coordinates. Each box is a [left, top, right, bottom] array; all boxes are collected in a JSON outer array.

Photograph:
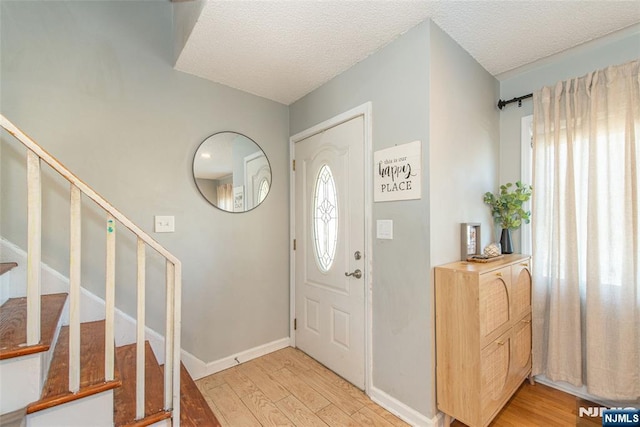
[[0, 293, 67, 360], [0, 262, 18, 276], [119, 411, 171, 427], [114, 340, 167, 427], [27, 320, 121, 413], [160, 363, 222, 427]]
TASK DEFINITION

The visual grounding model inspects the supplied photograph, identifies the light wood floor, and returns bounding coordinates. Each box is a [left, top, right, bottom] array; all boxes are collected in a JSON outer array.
[[197, 346, 590, 427], [195, 346, 410, 427], [451, 381, 600, 427]]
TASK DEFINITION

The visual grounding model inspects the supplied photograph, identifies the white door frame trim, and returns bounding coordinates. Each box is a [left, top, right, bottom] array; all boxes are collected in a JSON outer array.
[[289, 102, 373, 394], [520, 114, 533, 255]]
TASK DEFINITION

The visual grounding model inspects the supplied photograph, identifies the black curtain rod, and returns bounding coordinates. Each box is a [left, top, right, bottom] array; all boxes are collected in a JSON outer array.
[[497, 93, 533, 110]]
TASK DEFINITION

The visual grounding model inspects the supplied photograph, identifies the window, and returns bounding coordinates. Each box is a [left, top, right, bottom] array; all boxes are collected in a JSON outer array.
[[530, 60, 638, 400], [521, 114, 533, 255], [257, 178, 269, 204], [313, 165, 338, 272]]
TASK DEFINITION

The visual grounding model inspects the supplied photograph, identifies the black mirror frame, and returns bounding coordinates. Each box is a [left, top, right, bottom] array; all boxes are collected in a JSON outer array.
[[192, 131, 272, 213]]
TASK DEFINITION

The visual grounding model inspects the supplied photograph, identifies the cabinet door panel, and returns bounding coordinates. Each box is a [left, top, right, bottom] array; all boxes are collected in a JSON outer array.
[[510, 314, 532, 385], [479, 267, 511, 347], [511, 262, 531, 322], [481, 331, 511, 424]]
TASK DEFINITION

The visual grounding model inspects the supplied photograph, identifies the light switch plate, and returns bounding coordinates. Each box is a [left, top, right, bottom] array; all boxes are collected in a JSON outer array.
[[154, 215, 175, 233], [376, 219, 393, 239]]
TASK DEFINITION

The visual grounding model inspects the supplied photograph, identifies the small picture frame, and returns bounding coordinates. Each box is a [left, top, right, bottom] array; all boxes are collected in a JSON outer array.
[[461, 223, 481, 261]]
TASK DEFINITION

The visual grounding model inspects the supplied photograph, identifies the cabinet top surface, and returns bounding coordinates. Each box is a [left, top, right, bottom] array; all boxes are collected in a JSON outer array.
[[435, 254, 530, 273]]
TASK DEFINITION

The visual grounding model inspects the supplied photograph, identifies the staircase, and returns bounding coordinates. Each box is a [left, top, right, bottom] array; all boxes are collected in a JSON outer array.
[[0, 117, 220, 426]]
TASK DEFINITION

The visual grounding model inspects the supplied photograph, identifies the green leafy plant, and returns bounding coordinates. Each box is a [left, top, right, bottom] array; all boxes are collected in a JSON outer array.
[[483, 181, 533, 230]]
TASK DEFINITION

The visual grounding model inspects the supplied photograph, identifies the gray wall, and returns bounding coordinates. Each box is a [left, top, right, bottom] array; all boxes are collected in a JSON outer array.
[[427, 23, 500, 417], [231, 135, 260, 189], [498, 25, 640, 252], [291, 21, 432, 416], [195, 178, 218, 204], [429, 24, 500, 264], [172, 0, 205, 63], [0, 0, 290, 363], [290, 20, 501, 420]]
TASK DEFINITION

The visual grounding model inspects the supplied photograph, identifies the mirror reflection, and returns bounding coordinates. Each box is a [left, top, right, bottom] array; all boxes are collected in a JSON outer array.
[[193, 132, 271, 212]]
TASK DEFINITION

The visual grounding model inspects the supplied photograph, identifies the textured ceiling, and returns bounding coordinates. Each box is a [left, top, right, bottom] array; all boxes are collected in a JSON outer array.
[[175, 1, 640, 105]]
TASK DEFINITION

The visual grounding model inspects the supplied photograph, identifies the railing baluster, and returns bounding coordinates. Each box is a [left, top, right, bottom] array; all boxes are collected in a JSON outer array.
[[69, 184, 82, 393], [105, 214, 116, 381], [136, 238, 146, 420], [26, 151, 42, 346], [2, 116, 182, 423], [164, 261, 175, 410], [173, 261, 182, 426]]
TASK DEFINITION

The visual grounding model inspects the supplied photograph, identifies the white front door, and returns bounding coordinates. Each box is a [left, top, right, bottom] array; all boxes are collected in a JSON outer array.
[[244, 152, 270, 209], [294, 115, 365, 389]]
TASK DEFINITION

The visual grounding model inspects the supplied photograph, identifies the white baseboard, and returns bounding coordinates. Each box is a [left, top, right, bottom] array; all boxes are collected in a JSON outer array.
[[181, 337, 290, 380], [1, 238, 69, 304], [183, 340, 442, 427], [533, 375, 633, 407], [0, 238, 171, 364], [368, 386, 437, 427], [1, 237, 291, 382]]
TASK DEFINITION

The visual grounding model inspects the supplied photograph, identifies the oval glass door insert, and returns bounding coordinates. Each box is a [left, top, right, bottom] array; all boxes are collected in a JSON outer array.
[[313, 164, 338, 272], [257, 178, 270, 204]]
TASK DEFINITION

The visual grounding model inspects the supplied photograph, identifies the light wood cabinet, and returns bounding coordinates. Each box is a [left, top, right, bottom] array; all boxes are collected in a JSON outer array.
[[435, 254, 533, 427]]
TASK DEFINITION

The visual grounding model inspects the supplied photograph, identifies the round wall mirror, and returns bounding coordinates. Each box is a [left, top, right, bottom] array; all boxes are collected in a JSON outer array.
[[193, 132, 271, 212]]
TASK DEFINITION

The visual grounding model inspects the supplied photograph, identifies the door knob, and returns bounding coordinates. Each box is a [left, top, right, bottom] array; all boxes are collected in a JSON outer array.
[[345, 269, 362, 279]]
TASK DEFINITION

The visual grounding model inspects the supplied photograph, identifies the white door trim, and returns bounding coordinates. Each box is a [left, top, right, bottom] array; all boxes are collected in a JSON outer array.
[[289, 102, 373, 393], [521, 114, 533, 255]]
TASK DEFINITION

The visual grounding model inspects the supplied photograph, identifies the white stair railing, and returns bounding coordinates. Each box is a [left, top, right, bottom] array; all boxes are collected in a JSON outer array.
[[0, 115, 182, 425]]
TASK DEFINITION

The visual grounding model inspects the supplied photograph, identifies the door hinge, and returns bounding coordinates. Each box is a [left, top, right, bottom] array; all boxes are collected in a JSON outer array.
[[292, 159, 296, 171], [293, 239, 296, 250], [294, 318, 297, 330]]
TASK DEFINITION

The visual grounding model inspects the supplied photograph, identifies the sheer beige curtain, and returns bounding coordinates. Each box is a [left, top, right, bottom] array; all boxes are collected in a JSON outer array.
[[217, 183, 233, 211], [532, 60, 639, 401]]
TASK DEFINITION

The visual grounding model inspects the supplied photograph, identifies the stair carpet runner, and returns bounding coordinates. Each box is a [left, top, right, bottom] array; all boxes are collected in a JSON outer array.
[[0, 263, 220, 426]]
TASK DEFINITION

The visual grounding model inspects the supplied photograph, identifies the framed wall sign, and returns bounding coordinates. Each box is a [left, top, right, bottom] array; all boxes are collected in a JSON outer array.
[[233, 186, 244, 211], [461, 223, 481, 261], [374, 140, 421, 202]]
